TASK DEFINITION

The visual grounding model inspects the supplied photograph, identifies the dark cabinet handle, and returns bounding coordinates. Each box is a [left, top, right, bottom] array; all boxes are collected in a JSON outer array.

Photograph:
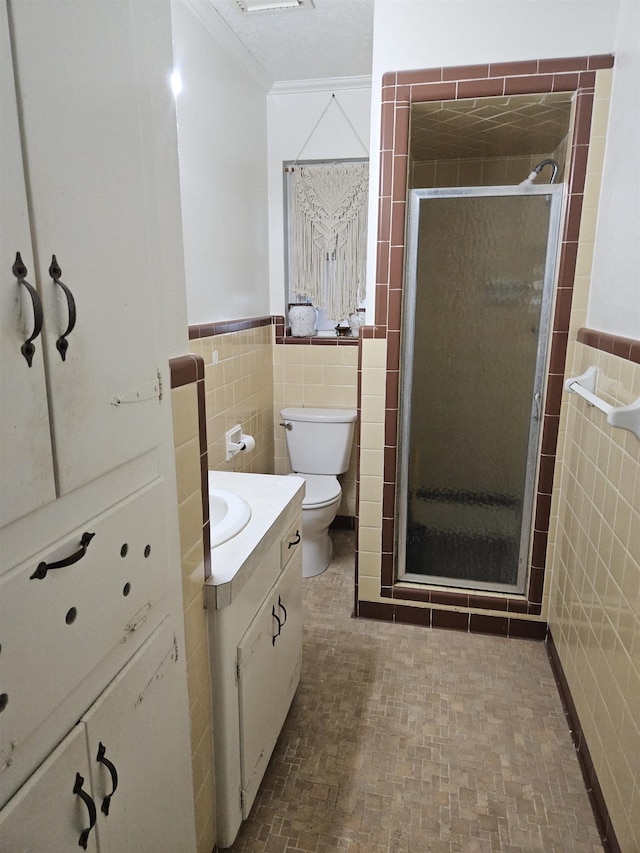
[[278, 595, 287, 627], [12, 252, 43, 368], [30, 531, 95, 580], [271, 606, 282, 645], [96, 741, 119, 816], [288, 531, 301, 549], [49, 255, 76, 361], [73, 772, 97, 850]]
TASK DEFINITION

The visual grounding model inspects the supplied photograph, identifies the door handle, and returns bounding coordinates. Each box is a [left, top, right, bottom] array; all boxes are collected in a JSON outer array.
[[30, 531, 95, 579], [49, 255, 76, 361], [96, 741, 119, 816], [12, 252, 43, 368], [272, 606, 282, 645], [533, 392, 541, 421], [73, 772, 97, 850]]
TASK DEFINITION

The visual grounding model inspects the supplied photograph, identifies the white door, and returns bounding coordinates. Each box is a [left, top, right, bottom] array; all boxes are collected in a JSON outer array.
[[82, 618, 196, 853], [237, 595, 279, 818], [8, 0, 165, 497], [0, 724, 99, 852], [0, 0, 56, 528], [274, 559, 303, 730]]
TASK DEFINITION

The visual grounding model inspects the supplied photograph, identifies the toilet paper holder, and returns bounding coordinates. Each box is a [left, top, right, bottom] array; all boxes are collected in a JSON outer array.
[[225, 425, 256, 460]]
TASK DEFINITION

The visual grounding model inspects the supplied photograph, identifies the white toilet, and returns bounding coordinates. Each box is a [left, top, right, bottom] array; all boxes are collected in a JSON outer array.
[[280, 406, 357, 577]]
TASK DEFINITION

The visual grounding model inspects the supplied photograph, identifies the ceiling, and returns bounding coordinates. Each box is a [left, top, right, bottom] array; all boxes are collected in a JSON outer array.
[[410, 93, 574, 161], [205, 0, 374, 83]]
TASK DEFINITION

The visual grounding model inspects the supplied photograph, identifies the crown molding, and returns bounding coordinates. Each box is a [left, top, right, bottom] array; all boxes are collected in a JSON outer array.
[[269, 75, 372, 95], [182, 0, 273, 92]]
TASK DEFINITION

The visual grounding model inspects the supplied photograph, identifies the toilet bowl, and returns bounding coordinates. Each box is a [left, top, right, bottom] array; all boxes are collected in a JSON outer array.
[[280, 407, 357, 578], [289, 473, 342, 577]]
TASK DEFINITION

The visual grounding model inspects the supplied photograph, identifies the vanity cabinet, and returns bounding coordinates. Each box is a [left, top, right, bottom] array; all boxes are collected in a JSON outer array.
[[205, 476, 304, 849], [0, 618, 195, 853]]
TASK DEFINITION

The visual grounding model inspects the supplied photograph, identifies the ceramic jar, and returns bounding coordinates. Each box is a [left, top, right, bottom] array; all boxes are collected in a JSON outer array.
[[289, 304, 317, 337]]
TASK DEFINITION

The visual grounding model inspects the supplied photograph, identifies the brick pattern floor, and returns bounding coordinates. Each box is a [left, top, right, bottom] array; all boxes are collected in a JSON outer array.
[[225, 531, 603, 852]]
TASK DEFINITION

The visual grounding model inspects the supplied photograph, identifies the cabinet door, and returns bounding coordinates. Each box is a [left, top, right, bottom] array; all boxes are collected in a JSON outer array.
[[0, 724, 99, 852], [0, 0, 56, 528], [237, 595, 279, 818], [274, 555, 303, 730], [8, 0, 166, 497], [82, 618, 196, 853]]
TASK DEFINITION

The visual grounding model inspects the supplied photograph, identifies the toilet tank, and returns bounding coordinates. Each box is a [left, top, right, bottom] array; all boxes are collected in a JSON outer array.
[[280, 407, 357, 475]]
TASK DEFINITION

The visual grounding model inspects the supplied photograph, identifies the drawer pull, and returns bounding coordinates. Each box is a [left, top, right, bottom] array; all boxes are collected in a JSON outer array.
[[73, 772, 97, 849], [271, 606, 282, 645], [49, 255, 77, 361], [30, 531, 95, 580], [12, 252, 43, 368], [288, 531, 301, 549], [278, 595, 287, 627], [96, 742, 119, 816]]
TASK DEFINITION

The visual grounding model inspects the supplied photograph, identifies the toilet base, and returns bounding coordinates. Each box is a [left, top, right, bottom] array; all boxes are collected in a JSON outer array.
[[302, 530, 334, 578]]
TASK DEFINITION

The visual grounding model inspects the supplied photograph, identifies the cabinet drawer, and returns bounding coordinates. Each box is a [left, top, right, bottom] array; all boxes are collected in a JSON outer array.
[[280, 518, 302, 571], [0, 481, 170, 779]]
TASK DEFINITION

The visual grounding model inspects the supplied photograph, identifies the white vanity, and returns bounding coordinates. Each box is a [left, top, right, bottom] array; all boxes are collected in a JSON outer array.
[[205, 472, 305, 849]]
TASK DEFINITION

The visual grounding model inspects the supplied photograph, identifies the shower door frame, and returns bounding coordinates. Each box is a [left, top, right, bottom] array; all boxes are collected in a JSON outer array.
[[396, 184, 564, 595]]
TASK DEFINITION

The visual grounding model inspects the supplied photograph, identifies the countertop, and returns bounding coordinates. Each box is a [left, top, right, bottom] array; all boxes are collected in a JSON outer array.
[[203, 471, 304, 609]]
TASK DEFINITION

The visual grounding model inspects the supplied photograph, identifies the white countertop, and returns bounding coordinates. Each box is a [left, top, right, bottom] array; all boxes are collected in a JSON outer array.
[[204, 471, 304, 609]]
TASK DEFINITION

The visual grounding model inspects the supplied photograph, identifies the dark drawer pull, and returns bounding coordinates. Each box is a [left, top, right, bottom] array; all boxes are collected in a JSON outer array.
[[49, 255, 76, 361], [96, 741, 119, 816], [288, 531, 301, 549], [73, 772, 97, 850], [12, 252, 43, 368], [278, 595, 287, 627], [30, 531, 95, 580]]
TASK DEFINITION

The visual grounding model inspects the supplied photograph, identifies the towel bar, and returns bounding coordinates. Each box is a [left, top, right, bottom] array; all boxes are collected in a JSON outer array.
[[565, 366, 640, 440]]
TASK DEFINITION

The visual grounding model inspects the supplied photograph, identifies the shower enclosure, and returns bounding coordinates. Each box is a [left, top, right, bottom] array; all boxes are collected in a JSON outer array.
[[397, 185, 563, 594]]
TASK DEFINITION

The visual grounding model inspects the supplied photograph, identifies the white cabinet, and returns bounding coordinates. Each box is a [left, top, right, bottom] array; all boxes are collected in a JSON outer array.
[[0, 619, 195, 853], [237, 555, 302, 817], [1, 0, 168, 529]]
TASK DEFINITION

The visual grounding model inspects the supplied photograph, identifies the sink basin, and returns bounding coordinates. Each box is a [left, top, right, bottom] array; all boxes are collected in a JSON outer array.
[[209, 488, 252, 548]]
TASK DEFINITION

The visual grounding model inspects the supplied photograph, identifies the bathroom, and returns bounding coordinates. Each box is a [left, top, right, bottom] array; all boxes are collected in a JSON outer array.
[[167, 1, 639, 851]]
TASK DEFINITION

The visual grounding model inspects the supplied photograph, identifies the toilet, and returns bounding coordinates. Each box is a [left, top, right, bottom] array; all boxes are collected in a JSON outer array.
[[280, 406, 357, 577]]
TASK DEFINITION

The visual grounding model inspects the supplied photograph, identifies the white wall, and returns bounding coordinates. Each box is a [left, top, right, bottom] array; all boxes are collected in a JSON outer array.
[[588, 0, 640, 338], [171, 1, 270, 325], [367, 0, 623, 322], [267, 83, 372, 315]]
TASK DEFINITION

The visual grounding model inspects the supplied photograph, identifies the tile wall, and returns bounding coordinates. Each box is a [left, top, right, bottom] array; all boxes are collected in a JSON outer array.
[[549, 340, 639, 853], [410, 150, 567, 189], [189, 324, 275, 474], [273, 338, 359, 517], [170, 361, 215, 853]]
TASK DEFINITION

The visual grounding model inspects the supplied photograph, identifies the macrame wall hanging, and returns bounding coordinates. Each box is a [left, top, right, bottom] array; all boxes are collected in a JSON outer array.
[[287, 94, 369, 322]]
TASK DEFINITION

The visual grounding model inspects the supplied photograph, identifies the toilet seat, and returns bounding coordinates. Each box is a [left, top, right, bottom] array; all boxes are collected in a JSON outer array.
[[290, 473, 341, 509]]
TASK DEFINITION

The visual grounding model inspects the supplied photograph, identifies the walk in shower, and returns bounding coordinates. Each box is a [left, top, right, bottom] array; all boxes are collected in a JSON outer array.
[[397, 185, 563, 594]]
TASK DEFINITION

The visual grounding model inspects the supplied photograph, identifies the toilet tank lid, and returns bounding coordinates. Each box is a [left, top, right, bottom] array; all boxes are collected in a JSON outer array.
[[280, 406, 357, 423]]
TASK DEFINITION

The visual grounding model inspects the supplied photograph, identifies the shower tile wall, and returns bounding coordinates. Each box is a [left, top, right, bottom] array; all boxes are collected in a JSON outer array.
[[274, 341, 359, 517], [411, 150, 567, 189], [171, 376, 216, 853], [190, 326, 275, 473]]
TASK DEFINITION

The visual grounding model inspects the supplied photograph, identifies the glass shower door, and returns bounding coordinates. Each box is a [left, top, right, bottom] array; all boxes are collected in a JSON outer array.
[[397, 186, 562, 593]]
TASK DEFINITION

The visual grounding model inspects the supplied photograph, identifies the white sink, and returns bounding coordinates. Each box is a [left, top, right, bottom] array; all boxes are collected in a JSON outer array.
[[209, 489, 252, 548]]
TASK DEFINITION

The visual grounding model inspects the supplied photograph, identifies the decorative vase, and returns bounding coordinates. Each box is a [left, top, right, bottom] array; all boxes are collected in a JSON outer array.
[[349, 311, 365, 337], [289, 304, 317, 337]]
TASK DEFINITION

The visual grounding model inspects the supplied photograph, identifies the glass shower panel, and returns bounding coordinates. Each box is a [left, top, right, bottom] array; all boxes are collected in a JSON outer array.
[[400, 191, 554, 590]]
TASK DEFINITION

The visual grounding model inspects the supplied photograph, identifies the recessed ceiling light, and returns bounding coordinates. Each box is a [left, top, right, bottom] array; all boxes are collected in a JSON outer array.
[[234, 0, 314, 13]]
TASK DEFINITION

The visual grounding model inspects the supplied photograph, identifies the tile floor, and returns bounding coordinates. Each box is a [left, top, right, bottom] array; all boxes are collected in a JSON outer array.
[[225, 531, 603, 852]]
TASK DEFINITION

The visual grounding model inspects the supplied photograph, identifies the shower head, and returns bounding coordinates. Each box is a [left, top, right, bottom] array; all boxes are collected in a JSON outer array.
[[519, 158, 559, 186]]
